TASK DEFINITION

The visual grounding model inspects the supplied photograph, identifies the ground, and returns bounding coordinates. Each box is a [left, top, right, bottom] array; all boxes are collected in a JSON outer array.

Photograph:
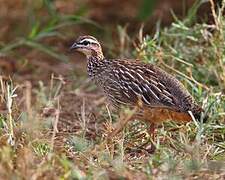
[[0, 0, 225, 179]]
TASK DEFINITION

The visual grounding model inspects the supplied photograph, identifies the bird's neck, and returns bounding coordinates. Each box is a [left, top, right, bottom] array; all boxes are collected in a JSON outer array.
[[91, 49, 104, 60], [87, 56, 104, 77]]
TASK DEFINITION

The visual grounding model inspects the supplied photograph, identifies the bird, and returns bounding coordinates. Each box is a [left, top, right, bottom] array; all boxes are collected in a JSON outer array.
[[70, 35, 204, 139]]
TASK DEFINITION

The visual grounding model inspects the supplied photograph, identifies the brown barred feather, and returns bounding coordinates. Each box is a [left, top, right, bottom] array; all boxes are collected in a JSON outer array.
[[71, 35, 205, 126]]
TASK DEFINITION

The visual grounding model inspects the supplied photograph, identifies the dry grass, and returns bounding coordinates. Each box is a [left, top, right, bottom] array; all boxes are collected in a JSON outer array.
[[0, 0, 225, 179]]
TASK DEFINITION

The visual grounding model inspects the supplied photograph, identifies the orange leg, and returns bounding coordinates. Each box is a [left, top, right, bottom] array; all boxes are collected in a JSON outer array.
[[108, 106, 138, 138], [134, 123, 157, 154], [147, 123, 156, 141], [108, 117, 129, 138]]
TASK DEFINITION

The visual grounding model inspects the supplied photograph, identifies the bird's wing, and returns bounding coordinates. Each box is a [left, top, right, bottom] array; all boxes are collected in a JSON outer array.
[[105, 59, 185, 111]]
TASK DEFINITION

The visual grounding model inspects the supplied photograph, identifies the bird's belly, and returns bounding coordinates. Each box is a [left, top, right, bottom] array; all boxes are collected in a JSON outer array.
[[106, 93, 192, 124], [101, 77, 193, 124], [135, 107, 192, 124]]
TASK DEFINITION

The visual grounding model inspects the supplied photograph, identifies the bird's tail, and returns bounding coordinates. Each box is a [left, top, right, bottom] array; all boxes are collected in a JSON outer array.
[[192, 105, 208, 123]]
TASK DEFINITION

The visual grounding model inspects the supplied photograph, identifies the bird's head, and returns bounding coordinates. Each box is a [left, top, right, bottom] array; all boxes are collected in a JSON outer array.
[[70, 35, 104, 60]]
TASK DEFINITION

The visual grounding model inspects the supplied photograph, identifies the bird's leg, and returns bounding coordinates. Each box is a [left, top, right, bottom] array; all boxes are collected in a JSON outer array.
[[147, 123, 156, 141], [108, 119, 127, 138], [138, 123, 156, 154], [132, 123, 157, 154], [108, 106, 138, 138]]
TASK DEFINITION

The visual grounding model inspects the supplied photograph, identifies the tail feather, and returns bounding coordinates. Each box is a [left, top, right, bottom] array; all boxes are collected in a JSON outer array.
[[192, 105, 208, 123]]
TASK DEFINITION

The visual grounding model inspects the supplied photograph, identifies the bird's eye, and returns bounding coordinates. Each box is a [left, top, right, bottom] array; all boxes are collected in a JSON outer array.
[[82, 41, 90, 46]]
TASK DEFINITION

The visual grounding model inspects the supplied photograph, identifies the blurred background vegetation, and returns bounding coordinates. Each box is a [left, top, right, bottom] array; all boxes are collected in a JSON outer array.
[[0, 0, 224, 179], [0, 0, 218, 82]]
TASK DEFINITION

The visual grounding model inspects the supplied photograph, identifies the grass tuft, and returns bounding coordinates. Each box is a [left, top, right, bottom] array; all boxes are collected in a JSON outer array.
[[0, 1, 224, 179]]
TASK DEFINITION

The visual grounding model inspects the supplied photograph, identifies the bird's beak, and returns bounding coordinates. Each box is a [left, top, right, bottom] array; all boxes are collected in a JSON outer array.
[[69, 42, 78, 51]]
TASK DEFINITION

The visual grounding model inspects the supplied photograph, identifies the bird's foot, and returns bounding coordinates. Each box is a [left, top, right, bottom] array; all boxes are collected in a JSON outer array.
[[136, 139, 156, 154]]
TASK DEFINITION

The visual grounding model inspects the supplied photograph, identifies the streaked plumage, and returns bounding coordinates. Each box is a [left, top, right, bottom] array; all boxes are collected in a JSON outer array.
[[70, 35, 203, 129]]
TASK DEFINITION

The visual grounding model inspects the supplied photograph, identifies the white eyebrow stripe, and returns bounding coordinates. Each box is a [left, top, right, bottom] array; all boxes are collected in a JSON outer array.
[[80, 38, 98, 44]]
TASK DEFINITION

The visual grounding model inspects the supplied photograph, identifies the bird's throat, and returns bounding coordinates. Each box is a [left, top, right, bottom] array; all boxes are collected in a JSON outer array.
[[90, 49, 104, 60], [87, 56, 103, 77]]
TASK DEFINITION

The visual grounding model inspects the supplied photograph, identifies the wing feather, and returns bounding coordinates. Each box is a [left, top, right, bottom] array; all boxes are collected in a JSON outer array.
[[103, 59, 185, 110]]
